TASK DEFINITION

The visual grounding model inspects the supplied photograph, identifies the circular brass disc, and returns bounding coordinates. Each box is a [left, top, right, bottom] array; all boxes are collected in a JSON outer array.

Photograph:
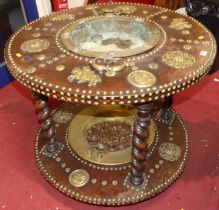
[[69, 169, 90, 187], [68, 105, 156, 165], [127, 70, 156, 87], [20, 38, 50, 53]]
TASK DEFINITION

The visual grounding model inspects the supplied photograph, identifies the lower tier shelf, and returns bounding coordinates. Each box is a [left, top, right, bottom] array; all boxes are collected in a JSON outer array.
[[35, 103, 188, 206]]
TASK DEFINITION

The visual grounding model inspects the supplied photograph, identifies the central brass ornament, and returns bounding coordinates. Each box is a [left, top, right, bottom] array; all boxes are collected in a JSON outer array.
[[67, 66, 101, 86], [101, 5, 136, 15], [20, 39, 50, 53], [127, 70, 156, 88], [92, 54, 125, 77], [169, 18, 192, 30], [61, 16, 161, 58], [69, 169, 90, 187], [159, 142, 181, 161], [162, 51, 195, 69]]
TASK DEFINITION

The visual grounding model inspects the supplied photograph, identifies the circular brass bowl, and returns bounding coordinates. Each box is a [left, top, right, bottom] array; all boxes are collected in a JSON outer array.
[[68, 105, 155, 165], [61, 16, 161, 58]]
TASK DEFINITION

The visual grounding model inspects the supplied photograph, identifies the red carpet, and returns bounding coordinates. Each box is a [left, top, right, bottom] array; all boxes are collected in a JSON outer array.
[[0, 71, 219, 210]]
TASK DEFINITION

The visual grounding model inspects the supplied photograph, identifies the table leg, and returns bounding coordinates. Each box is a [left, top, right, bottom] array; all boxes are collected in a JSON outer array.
[[160, 96, 173, 121], [130, 102, 153, 186], [32, 92, 59, 153]]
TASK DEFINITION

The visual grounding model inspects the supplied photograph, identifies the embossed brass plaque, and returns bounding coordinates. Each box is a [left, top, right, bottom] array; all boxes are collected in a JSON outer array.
[[69, 169, 89, 187], [127, 70, 156, 87]]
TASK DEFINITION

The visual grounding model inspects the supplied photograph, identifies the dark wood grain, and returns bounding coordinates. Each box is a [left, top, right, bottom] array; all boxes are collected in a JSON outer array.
[[130, 102, 153, 186], [33, 92, 58, 153]]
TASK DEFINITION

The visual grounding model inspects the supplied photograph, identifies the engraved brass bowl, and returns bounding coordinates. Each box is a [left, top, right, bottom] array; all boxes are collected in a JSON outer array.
[[61, 16, 161, 58], [68, 105, 155, 165]]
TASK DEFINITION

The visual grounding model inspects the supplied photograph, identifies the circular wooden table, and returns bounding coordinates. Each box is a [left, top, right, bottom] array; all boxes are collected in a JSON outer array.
[[4, 2, 216, 206]]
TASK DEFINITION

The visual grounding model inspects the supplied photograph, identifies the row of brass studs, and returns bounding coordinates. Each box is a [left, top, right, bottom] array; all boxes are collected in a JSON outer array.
[[5, 2, 216, 105], [34, 109, 189, 205]]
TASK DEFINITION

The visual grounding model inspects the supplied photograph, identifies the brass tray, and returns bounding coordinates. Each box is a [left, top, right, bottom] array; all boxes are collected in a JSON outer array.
[[61, 16, 161, 58]]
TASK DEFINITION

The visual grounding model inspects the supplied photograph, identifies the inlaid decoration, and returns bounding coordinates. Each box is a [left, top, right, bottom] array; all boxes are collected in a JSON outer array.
[[33, 32, 41, 38], [53, 110, 73, 124], [182, 30, 190, 35], [67, 66, 101, 86], [159, 142, 181, 161], [169, 18, 192, 30], [148, 63, 159, 69], [102, 5, 136, 15], [20, 39, 50, 53], [183, 44, 192, 51], [69, 169, 90, 187], [26, 66, 37, 74], [162, 51, 195, 69], [127, 70, 156, 88], [52, 13, 75, 21]]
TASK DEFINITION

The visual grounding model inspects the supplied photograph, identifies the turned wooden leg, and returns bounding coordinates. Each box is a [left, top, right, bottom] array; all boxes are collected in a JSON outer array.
[[130, 102, 153, 186], [32, 92, 58, 153], [160, 96, 173, 121]]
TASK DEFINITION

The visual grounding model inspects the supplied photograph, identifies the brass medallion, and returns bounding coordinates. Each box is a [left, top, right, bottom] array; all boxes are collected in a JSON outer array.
[[162, 51, 195, 69], [67, 66, 101, 86], [159, 142, 181, 161], [69, 169, 89, 187], [169, 18, 192, 30], [53, 110, 73, 124], [20, 39, 49, 53], [127, 70, 156, 88], [52, 13, 75, 21]]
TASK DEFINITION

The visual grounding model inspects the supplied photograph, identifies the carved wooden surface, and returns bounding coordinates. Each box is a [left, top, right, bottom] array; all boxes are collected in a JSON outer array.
[[130, 103, 153, 186], [33, 92, 58, 153]]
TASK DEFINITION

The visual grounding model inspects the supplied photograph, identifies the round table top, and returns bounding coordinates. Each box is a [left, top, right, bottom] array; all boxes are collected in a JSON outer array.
[[4, 2, 216, 105]]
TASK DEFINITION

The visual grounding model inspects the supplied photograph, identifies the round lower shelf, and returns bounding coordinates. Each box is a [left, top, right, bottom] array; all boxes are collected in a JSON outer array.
[[35, 103, 188, 206]]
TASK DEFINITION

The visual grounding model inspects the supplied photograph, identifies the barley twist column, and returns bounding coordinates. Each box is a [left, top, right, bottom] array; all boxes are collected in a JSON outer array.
[[130, 102, 153, 186], [32, 92, 58, 153]]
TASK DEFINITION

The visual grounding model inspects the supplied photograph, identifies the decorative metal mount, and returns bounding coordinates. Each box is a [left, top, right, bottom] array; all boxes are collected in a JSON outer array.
[[40, 142, 64, 158], [186, 0, 219, 18], [124, 173, 148, 190], [156, 96, 175, 124]]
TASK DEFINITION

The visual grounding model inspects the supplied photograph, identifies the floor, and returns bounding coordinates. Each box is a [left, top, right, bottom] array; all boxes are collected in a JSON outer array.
[[0, 70, 219, 210]]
